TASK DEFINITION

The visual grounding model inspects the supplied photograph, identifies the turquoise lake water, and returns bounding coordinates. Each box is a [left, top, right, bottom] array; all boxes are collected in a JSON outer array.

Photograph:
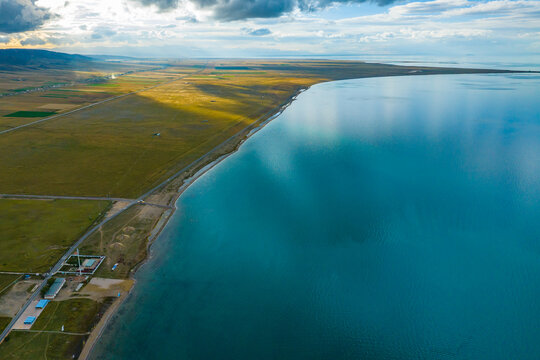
[[91, 73, 540, 360]]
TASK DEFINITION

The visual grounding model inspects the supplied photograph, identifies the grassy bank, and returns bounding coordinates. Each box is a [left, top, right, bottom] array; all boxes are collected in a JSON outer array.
[[0, 199, 110, 272], [0, 317, 10, 334], [0, 331, 85, 359]]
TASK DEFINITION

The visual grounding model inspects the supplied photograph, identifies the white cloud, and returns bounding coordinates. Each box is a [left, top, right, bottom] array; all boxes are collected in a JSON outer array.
[[0, 0, 536, 62]]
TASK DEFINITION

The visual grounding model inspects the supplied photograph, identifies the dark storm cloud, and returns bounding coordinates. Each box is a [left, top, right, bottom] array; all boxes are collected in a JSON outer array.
[[132, 0, 397, 20], [194, 0, 297, 20], [0, 0, 53, 33]]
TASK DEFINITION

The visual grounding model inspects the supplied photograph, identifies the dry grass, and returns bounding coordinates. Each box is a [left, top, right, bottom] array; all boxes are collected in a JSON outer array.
[[79, 204, 165, 279]]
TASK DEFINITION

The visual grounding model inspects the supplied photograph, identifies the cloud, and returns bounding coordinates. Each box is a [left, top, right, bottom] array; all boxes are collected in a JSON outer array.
[[91, 26, 117, 40], [193, 0, 296, 20], [175, 15, 199, 23], [244, 27, 272, 36], [20, 36, 46, 45], [133, 0, 179, 11], [0, 35, 10, 43], [132, 0, 399, 20], [0, 0, 53, 33]]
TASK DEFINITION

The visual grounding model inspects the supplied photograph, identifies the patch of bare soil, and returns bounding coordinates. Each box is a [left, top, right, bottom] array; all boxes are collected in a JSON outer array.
[[78, 278, 133, 301], [54, 276, 89, 301], [137, 203, 165, 219], [105, 201, 131, 218], [0, 280, 40, 317]]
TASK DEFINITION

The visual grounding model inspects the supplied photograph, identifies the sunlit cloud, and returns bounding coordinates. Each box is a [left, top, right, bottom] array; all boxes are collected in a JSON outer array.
[[0, 0, 537, 61]]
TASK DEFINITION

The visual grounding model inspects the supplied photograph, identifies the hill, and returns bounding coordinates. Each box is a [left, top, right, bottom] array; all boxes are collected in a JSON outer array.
[[0, 49, 94, 70]]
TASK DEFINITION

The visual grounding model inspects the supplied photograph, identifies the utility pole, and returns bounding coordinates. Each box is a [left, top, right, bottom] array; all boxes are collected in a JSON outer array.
[[77, 248, 81, 276]]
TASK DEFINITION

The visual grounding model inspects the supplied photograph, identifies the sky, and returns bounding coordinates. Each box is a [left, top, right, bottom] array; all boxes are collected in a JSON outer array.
[[0, 0, 539, 63]]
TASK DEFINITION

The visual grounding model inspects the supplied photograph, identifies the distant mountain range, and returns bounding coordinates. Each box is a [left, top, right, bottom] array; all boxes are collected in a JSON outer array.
[[0, 49, 122, 71]]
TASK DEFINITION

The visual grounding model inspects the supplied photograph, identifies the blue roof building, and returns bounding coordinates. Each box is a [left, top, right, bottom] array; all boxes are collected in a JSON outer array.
[[24, 316, 36, 325], [36, 299, 49, 309], [44, 278, 66, 300]]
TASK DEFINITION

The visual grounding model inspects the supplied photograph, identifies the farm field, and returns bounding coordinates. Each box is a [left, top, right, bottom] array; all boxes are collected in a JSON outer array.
[[0, 199, 110, 272]]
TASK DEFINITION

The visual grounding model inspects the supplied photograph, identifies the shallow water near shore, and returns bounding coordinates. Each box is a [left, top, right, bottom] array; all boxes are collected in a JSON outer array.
[[91, 73, 540, 360]]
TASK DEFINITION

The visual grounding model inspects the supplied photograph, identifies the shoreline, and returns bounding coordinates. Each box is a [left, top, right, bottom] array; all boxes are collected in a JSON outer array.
[[79, 85, 308, 360], [79, 69, 530, 359]]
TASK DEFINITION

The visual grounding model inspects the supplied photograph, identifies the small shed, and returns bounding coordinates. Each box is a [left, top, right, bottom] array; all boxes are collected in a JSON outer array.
[[36, 299, 49, 309], [24, 316, 36, 325]]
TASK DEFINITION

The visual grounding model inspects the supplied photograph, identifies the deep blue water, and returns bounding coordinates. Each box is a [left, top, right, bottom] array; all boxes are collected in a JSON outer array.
[[91, 73, 540, 360]]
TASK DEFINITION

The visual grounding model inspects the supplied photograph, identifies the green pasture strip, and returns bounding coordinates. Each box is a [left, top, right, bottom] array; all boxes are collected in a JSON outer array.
[[0, 331, 85, 360], [0, 199, 111, 272], [3, 111, 56, 118]]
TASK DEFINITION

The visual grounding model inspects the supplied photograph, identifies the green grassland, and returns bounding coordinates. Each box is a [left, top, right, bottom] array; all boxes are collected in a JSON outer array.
[[0, 199, 110, 272], [0, 332, 85, 360], [0, 62, 317, 197], [0, 316, 11, 333], [33, 298, 104, 333], [3, 111, 56, 118]]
